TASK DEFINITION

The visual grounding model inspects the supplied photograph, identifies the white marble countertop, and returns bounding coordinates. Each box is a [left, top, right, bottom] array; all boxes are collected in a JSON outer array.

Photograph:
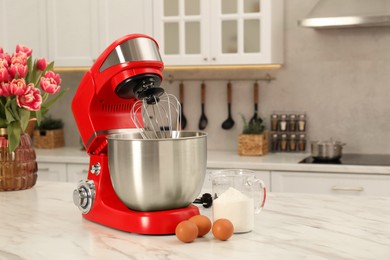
[[36, 147, 390, 175], [1, 182, 389, 259]]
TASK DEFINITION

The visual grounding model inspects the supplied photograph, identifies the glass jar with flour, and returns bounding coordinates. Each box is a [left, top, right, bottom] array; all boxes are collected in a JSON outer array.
[[211, 169, 266, 233]]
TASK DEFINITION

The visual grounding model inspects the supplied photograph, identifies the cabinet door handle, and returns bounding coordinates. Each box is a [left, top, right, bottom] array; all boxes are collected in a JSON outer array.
[[39, 168, 50, 171], [331, 186, 364, 192]]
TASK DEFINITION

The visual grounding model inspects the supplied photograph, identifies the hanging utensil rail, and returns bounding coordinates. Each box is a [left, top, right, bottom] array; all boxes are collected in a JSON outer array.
[[166, 73, 276, 84]]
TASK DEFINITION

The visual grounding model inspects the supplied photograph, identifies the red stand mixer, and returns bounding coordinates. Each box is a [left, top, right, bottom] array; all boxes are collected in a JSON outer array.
[[71, 34, 206, 235]]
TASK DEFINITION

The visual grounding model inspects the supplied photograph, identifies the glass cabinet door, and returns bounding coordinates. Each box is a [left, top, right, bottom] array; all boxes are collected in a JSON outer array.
[[153, 0, 283, 66], [154, 0, 209, 65], [211, 0, 263, 64]]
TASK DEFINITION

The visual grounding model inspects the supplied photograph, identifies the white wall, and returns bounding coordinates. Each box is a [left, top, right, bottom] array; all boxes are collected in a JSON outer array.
[[50, 0, 390, 154]]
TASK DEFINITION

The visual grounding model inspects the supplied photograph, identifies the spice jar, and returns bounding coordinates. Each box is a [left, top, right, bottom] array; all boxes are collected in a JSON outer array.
[[271, 133, 279, 152], [280, 134, 288, 151], [289, 134, 297, 152], [298, 134, 306, 151], [288, 114, 297, 132], [270, 114, 278, 131], [279, 114, 287, 132], [298, 114, 306, 132]]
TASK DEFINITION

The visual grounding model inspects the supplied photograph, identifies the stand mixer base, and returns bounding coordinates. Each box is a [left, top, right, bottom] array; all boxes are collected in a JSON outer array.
[[83, 203, 200, 235]]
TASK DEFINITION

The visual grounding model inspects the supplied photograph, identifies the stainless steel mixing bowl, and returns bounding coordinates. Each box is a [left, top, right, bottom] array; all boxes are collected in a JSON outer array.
[[107, 131, 207, 212]]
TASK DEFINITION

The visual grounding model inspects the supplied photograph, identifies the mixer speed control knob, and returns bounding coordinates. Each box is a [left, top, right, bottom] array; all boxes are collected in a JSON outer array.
[[73, 180, 95, 214]]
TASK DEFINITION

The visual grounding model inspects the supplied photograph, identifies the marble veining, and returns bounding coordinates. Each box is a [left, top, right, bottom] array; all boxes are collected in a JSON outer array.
[[0, 182, 389, 259]]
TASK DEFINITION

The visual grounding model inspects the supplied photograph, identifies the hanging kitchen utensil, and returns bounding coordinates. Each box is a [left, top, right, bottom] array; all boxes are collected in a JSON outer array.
[[179, 82, 187, 129], [249, 81, 263, 124], [221, 81, 235, 130], [198, 82, 208, 130]]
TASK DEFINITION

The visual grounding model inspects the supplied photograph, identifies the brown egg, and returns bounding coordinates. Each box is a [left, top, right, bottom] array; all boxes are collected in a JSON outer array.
[[189, 215, 212, 237], [212, 218, 234, 241], [175, 220, 199, 243]]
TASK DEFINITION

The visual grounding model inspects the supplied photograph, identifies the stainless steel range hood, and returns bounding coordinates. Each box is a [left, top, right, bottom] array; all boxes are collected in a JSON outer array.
[[298, 0, 390, 29]]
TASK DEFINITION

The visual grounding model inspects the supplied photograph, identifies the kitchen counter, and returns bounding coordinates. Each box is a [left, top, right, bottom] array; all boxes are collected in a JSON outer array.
[[36, 146, 89, 164], [36, 147, 390, 175], [0, 182, 389, 259]]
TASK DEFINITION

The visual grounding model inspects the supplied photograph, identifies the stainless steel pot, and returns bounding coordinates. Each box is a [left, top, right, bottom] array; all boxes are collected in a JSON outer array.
[[107, 131, 207, 212], [311, 140, 346, 160]]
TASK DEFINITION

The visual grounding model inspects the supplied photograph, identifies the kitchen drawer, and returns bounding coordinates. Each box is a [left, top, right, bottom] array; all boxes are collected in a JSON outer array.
[[37, 163, 67, 182], [272, 171, 390, 196], [67, 164, 89, 183]]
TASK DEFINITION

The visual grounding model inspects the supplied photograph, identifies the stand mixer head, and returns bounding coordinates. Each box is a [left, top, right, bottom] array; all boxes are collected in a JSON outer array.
[[72, 34, 165, 153]]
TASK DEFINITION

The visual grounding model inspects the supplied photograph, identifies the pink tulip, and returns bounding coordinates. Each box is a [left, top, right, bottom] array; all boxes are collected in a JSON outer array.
[[43, 71, 61, 84], [9, 63, 28, 78], [37, 58, 47, 71], [40, 71, 61, 94], [0, 66, 9, 82], [17, 84, 42, 111], [15, 44, 32, 57], [0, 47, 3, 54], [9, 78, 29, 96], [0, 82, 11, 97], [0, 53, 11, 64], [11, 52, 27, 65]]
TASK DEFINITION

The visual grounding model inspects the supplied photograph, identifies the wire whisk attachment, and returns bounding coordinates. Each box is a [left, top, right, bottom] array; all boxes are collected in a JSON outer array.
[[130, 93, 182, 139]]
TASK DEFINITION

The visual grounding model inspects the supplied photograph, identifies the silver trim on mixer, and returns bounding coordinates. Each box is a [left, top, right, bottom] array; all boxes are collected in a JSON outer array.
[[85, 128, 139, 150], [100, 37, 162, 72]]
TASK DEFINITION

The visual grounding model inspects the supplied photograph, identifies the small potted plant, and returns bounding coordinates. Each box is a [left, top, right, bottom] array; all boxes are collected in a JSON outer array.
[[238, 114, 268, 156], [33, 116, 65, 148]]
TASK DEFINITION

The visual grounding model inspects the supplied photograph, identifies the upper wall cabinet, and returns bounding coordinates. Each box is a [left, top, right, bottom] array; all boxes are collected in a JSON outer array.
[[47, 0, 153, 67], [0, 0, 153, 67], [46, 0, 100, 67], [97, 0, 153, 52], [153, 0, 284, 66], [0, 0, 48, 58]]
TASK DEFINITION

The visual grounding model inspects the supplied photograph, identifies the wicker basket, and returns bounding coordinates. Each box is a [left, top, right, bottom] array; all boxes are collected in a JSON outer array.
[[238, 133, 268, 156], [33, 129, 65, 149]]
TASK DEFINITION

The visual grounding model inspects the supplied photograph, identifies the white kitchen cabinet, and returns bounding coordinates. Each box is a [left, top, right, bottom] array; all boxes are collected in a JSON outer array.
[[66, 163, 89, 183], [47, 0, 154, 66], [1, 0, 153, 67], [271, 171, 390, 197], [37, 163, 67, 182], [46, 0, 100, 67], [36, 162, 89, 183], [153, 0, 283, 66], [0, 0, 48, 58], [97, 0, 153, 52]]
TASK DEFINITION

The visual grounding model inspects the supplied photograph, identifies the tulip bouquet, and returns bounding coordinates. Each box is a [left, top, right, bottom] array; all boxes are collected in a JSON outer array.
[[0, 44, 67, 152]]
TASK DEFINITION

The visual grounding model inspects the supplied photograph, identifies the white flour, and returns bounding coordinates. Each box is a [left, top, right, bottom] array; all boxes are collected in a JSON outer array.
[[213, 187, 254, 233]]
